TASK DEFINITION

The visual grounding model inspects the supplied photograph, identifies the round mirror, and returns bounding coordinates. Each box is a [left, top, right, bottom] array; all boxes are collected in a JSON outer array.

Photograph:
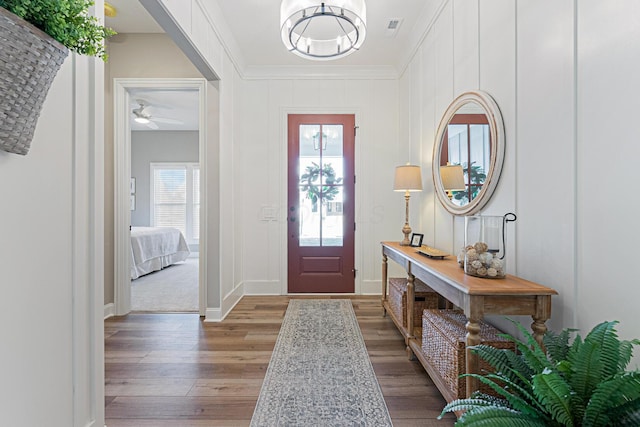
[[432, 90, 505, 215]]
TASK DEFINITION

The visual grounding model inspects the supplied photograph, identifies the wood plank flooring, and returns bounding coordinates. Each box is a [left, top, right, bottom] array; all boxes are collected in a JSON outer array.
[[105, 296, 455, 426]]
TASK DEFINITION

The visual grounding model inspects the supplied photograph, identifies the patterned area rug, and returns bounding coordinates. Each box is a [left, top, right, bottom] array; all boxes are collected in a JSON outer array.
[[251, 299, 392, 426]]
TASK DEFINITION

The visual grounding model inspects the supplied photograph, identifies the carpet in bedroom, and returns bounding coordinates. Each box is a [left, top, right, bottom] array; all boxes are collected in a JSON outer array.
[[131, 257, 198, 312]]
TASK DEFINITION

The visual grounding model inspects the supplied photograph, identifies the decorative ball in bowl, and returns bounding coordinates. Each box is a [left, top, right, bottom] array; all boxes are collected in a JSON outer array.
[[459, 242, 505, 279]]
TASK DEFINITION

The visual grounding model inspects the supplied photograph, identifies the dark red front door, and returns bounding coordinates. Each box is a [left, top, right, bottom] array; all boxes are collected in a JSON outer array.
[[287, 114, 355, 293]]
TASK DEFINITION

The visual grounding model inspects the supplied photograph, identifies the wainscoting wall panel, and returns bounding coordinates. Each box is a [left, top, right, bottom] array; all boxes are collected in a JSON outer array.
[[400, 0, 640, 368]]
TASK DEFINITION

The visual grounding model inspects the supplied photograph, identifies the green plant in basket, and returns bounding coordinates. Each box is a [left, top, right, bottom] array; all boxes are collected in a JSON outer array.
[[439, 320, 640, 426], [0, 0, 115, 60]]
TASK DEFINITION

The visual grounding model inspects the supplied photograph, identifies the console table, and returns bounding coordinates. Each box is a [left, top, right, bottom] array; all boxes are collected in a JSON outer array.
[[381, 241, 557, 401]]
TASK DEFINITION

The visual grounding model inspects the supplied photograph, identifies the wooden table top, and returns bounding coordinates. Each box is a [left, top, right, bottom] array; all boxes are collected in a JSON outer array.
[[382, 241, 558, 297]]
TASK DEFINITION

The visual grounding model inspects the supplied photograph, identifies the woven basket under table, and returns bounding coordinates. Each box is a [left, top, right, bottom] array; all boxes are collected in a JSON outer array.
[[0, 7, 69, 155], [421, 309, 515, 399], [388, 277, 438, 330]]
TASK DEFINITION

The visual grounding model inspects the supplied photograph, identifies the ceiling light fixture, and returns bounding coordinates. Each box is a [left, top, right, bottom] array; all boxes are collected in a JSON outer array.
[[134, 117, 150, 124], [280, 0, 367, 61]]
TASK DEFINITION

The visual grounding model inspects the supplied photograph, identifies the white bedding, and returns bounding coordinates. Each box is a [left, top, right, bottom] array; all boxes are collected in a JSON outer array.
[[130, 226, 190, 279]]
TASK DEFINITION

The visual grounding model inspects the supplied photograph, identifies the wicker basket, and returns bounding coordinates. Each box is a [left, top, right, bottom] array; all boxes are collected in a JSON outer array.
[[388, 277, 438, 330], [0, 7, 69, 155], [421, 309, 515, 399]]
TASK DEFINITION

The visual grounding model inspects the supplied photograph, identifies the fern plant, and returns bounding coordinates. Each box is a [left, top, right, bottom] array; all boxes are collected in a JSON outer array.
[[439, 321, 640, 426]]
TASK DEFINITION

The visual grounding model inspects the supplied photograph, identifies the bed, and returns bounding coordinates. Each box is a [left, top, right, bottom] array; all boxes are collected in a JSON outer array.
[[130, 226, 190, 279]]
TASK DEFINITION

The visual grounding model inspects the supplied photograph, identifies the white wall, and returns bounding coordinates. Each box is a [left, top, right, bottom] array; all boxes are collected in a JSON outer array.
[[130, 130, 199, 227], [105, 33, 207, 305], [216, 50, 242, 313], [157, 1, 640, 360], [576, 0, 640, 364], [0, 52, 104, 425], [238, 78, 402, 296], [401, 0, 640, 366], [157, 0, 405, 311]]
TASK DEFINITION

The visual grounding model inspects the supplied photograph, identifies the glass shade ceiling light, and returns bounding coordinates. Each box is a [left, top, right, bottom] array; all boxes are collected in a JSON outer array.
[[280, 0, 367, 60]]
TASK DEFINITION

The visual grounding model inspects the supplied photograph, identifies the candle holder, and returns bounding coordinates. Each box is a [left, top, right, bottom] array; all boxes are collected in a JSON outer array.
[[462, 213, 516, 279]]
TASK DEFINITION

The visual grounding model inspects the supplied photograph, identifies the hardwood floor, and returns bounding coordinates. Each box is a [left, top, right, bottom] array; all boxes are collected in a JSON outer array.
[[105, 296, 455, 426]]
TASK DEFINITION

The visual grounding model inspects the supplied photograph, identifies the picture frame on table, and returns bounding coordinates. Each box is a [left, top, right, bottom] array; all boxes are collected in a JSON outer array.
[[410, 233, 423, 247]]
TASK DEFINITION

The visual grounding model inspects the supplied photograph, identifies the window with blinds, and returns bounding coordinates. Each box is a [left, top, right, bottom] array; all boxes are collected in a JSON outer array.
[[150, 163, 200, 243]]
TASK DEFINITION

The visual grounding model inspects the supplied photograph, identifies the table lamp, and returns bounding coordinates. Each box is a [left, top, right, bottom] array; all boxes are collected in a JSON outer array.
[[394, 164, 423, 246]]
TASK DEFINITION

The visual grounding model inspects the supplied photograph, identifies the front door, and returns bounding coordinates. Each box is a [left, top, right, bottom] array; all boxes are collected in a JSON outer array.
[[287, 114, 355, 293]]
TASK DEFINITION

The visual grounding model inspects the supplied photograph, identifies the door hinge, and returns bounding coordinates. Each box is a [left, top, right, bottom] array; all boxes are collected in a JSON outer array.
[[354, 125, 359, 136], [353, 268, 357, 278], [354, 222, 356, 231], [354, 175, 356, 184]]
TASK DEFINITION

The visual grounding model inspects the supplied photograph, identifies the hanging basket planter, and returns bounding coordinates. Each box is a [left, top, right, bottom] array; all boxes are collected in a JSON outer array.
[[0, 7, 69, 155]]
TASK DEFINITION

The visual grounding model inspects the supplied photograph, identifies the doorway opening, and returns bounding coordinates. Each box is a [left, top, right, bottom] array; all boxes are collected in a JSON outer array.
[[114, 78, 207, 315]]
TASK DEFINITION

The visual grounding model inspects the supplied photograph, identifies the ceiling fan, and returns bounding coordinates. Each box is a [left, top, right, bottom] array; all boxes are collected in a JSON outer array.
[[132, 100, 183, 129]]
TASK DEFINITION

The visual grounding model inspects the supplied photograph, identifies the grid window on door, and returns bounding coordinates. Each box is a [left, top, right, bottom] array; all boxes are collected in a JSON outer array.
[[150, 163, 200, 243]]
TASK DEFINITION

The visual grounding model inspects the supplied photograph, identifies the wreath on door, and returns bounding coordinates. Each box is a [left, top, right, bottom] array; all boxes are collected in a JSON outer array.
[[299, 162, 343, 212]]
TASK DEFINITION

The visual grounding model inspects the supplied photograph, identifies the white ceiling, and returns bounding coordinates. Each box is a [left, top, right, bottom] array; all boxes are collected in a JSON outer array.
[[106, 1, 431, 130], [129, 89, 199, 131], [105, 0, 163, 33], [105, 0, 431, 68], [213, 0, 429, 68]]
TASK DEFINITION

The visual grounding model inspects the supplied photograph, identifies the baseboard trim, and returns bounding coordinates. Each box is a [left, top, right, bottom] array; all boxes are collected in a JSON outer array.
[[243, 280, 282, 295], [360, 279, 383, 295], [204, 307, 222, 322], [103, 303, 115, 319], [203, 279, 382, 321], [204, 283, 244, 322]]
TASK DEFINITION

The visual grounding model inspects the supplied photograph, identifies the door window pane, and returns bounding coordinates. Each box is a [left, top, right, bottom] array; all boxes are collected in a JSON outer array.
[[299, 124, 321, 247], [321, 125, 344, 184], [322, 187, 343, 246], [298, 123, 344, 247]]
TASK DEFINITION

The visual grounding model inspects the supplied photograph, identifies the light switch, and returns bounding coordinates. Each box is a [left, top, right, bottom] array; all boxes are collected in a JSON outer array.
[[260, 206, 277, 221]]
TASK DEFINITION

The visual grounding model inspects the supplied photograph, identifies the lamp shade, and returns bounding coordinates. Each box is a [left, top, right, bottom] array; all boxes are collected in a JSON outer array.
[[280, 0, 367, 60], [440, 164, 465, 191], [394, 165, 423, 192]]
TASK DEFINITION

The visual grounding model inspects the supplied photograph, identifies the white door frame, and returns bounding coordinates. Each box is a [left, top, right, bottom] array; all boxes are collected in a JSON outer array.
[[279, 107, 362, 295], [114, 78, 208, 315]]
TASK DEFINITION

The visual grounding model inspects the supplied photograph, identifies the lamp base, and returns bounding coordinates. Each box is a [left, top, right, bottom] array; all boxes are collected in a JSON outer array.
[[400, 223, 412, 246]]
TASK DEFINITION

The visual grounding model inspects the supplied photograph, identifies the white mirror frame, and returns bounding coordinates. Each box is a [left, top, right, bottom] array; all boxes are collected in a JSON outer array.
[[432, 90, 505, 216]]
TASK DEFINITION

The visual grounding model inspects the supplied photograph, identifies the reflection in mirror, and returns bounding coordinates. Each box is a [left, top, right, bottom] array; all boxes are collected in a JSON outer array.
[[440, 164, 465, 199], [441, 105, 490, 206], [432, 91, 504, 215]]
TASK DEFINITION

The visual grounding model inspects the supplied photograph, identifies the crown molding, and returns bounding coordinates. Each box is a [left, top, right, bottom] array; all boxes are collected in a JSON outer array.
[[242, 65, 399, 80]]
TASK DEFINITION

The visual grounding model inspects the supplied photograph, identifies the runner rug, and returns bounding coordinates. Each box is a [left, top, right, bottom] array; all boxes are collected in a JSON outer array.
[[250, 299, 393, 426]]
